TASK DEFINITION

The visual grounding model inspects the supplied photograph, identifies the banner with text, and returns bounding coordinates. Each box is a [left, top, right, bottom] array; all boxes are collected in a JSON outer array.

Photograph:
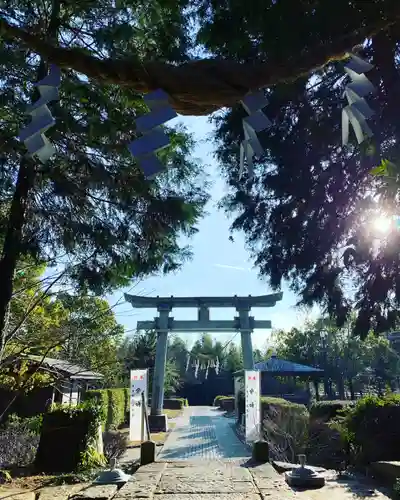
[[245, 370, 260, 444], [129, 369, 148, 442]]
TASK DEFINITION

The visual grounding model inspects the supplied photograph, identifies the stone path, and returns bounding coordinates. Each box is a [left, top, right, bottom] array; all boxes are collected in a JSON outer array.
[[113, 460, 291, 500], [157, 406, 251, 462]]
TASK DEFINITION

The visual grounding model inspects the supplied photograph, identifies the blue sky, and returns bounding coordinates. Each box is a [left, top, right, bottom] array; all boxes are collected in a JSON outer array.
[[107, 115, 319, 350]]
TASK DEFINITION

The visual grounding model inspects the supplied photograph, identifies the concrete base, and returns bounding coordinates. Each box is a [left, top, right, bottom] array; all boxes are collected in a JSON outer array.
[[148, 414, 168, 432]]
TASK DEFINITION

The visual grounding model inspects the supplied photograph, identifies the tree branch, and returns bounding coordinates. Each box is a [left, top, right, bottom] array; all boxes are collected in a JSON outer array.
[[1, 11, 400, 115]]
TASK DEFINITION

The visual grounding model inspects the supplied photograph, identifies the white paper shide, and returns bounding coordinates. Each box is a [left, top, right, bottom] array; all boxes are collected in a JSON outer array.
[[245, 369, 260, 443], [129, 369, 148, 442]]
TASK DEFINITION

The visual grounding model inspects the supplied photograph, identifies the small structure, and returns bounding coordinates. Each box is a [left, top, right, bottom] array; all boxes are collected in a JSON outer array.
[[0, 356, 103, 417], [254, 354, 324, 404], [28, 355, 104, 405]]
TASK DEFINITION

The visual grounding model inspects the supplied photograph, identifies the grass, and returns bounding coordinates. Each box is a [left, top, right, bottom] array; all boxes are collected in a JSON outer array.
[[123, 408, 181, 447], [163, 409, 183, 419]]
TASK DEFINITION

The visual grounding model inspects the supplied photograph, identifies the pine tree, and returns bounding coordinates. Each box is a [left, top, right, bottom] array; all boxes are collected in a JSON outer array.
[[205, 12, 400, 336]]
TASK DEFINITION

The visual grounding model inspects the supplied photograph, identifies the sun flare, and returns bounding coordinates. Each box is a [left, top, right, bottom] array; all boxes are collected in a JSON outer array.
[[371, 215, 393, 234]]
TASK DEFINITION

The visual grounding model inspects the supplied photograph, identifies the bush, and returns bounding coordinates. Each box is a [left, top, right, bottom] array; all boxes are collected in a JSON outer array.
[[214, 395, 225, 407], [103, 431, 128, 462], [123, 388, 130, 423], [2, 413, 43, 435], [217, 396, 235, 412], [310, 400, 354, 422], [237, 391, 245, 422], [163, 398, 186, 410], [107, 389, 125, 430], [214, 395, 234, 409], [35, 402, 105, 473], [306, 419, 348, 469], [84, 389, 109, 429], [0, 415, 41, 468], [333, 393, 400, 466], [84, 388, 127, 430], [261, 397, 309, 462]]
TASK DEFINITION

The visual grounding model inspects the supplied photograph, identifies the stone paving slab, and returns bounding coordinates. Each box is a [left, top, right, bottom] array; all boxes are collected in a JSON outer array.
[[155, 495, 262, 500], [248, 463, 280, 480], [70, 484, 118, 499], [157, 480, 258, 494], [0, 490, 35, 500], [38, 484, 89, 500], [114, 481, 155, 499], [164, 464, 252, 481]]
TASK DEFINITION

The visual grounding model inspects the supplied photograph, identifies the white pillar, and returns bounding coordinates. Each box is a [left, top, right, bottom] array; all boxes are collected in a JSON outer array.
[[150, 306, 170, 416], [237, 307, 254, 370]]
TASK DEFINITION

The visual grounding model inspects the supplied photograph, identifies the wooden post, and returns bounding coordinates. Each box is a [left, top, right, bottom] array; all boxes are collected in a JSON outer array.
[[142, 391, 151, 440]]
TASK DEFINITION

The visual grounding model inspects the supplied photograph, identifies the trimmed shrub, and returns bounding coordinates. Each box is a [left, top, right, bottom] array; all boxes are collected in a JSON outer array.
[[107, 389, 125, 430], [214, 395, 234, 409], [217, 396, 235, 412], [261, 397, 309, 462], [333, 393, 400, 466], [214, 395, 225, 407], [123, 388, 130, 423], [238, 391, 245, 422], [35, 402, 105, 473], [84, 388, 127, 430], [84, 389, 109, 429], [310, 400, 354, 422], [163, 398, 186, 410]]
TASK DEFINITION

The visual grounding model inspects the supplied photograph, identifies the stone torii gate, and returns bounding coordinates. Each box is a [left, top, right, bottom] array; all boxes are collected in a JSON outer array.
[[124, 293, 283, 431]]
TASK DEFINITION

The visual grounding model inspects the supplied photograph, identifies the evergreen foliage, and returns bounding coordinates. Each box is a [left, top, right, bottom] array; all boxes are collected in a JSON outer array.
[[0, 0, 208, 350]]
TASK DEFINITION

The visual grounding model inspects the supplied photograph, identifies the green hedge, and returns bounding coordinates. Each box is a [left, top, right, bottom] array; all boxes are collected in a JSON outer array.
[[213, 395, 235, 410], [163, 398, 188, 410], [310, 400, 354, 421], [261, 397, 309, 461], [334, 393, 400, 465], [107, 389, 125, 430], [213, 396, 235, 408], [123, 388, 130, 422], [84, 389, 109, 429], [35, 402, 105, 473], [84, 388, 128, 431]]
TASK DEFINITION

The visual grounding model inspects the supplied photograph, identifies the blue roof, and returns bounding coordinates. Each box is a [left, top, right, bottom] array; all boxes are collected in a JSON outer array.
[[255, 356, 323, 374]]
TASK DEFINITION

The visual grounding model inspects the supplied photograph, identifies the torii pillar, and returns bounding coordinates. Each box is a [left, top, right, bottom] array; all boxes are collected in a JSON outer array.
[[237, 305, 254, 370], [150, 304, 171, 432]]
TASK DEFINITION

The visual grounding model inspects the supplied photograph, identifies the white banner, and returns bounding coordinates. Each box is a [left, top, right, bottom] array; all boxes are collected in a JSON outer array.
[[245, 370, 260, 444], [129, 369, 148, 442]]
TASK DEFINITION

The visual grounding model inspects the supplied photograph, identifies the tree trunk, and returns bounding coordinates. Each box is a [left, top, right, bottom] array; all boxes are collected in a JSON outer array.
[[0, 159, 35, 361], [337, 377, 345, 400], [313, 380, 320, 401], [0, 0, 61, 363], [348, 378, 355, 400]]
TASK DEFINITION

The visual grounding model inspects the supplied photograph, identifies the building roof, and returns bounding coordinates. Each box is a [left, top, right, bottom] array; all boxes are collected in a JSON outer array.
[[26, 356, 103, 380], [254, 355, 323, 375]]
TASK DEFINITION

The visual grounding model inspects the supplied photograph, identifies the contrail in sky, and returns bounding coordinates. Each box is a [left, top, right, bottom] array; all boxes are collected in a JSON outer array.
[[213, 263, 251, 272]]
